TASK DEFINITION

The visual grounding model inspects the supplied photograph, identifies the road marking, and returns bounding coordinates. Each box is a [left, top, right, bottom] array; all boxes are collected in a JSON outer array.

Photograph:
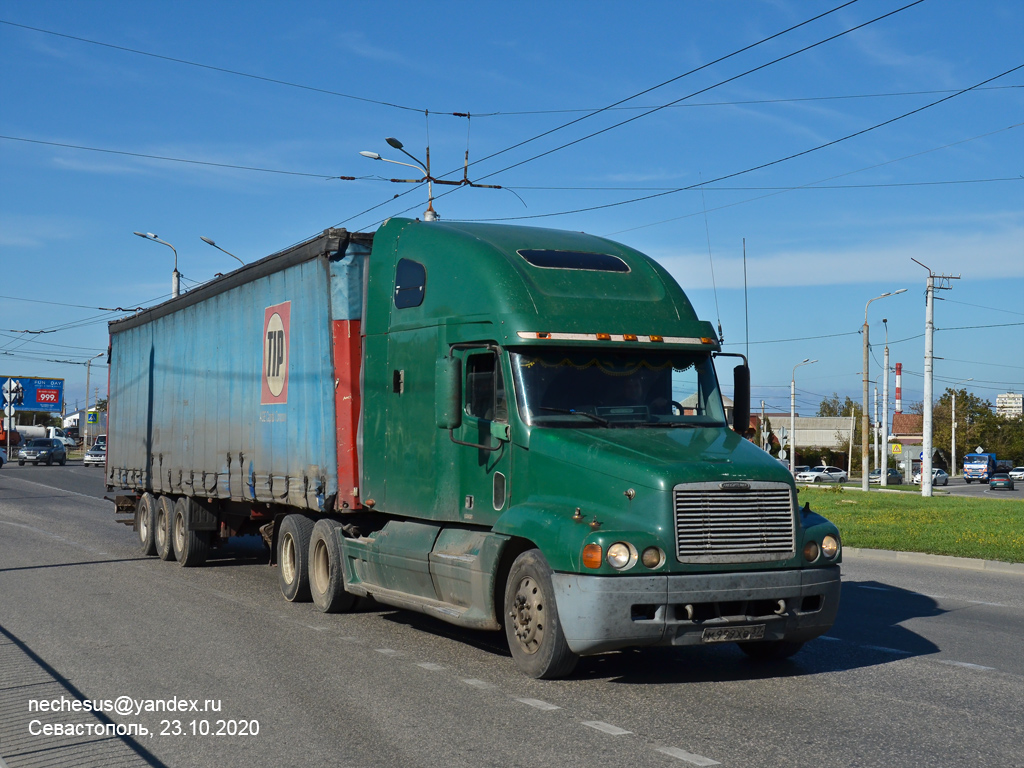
[[858, 586, 891, 591], [861, 644, 912, 655], [416, 662, 445, 671], [818, 636, 841, 642], [375, 648, 401, 656], [582, 721, 631, 736], [461, 678, 494, 690], [515, 698, 560, 711], [656, 746, 721, 766], [2, 474, 111, 504], [937, 660, 996, 671]]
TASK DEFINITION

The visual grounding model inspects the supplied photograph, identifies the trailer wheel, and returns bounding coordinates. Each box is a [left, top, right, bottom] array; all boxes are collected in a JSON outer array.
[[136, 493, 157, 556], [278, 514, 314, 602], [738, 640, 804, 661], [155, 496, 176, 561], [172, 497, 210, 567], [503, 549, 579, 679], [309, 519, 357, 613]]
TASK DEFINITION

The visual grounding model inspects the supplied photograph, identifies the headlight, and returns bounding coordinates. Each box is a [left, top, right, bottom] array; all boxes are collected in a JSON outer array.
[[641, 546, 665, 569], [821, 535, 840, 559], [803, 541, 819, 562], [606, 542, 637, 570]]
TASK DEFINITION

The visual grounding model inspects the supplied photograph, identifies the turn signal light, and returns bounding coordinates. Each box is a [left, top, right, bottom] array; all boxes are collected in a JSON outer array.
[[623, 333, 638, 341], [582, 543, 603, 569], [596, 333, 611, 341], [700, 337, 715, 344], [649, 335, 663, 342]]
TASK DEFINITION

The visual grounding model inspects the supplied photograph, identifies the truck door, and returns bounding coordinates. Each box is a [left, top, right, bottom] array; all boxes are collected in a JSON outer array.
[[454, 347, 512, 526]]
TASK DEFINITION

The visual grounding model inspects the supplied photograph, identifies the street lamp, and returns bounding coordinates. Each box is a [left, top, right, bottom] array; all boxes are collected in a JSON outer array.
[[791, 358, 817, 476], [360, 136, 438, 221], [200, 236, 245, 266], [134, 231, 180, 298], [862, 289, 907, 491], [951, 377, 973, 479], [84, 351, 104, 448]]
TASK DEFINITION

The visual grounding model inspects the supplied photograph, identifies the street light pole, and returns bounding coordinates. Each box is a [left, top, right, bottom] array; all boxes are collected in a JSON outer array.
[[882, 319, 891, 486], [790, 358, 817, 475], [200, 237, 245, 265], [84, 352, 104, 448], [134, 232, 180, 298], [951, 377, 973, 479], [360, 137, 438, 221], [862, 289, 906, 491]]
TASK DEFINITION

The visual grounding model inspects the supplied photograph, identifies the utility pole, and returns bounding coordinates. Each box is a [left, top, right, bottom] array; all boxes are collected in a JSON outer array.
[[873, 385, 879, 472], [862, 290, 906, 491], [882, 320, 891, 486], [912, 259, 959, 497], [951, 377, 973, 479]]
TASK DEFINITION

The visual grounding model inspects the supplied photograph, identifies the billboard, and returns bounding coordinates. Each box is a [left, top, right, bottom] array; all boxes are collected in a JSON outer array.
[[1, 376, 65, 414]]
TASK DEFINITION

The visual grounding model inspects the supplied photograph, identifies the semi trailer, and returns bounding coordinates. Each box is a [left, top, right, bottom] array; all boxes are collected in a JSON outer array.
[[106, 218, 841, 678]]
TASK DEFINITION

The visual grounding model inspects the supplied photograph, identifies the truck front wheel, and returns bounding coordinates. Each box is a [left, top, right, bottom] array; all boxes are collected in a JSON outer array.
[[309, 519, 357, 613], [503, 549, 579, 679], [278, 514, 314, 602], [136, 493, 157, 556], [738, 640, 804, 661], [172, 497, 210, 567]]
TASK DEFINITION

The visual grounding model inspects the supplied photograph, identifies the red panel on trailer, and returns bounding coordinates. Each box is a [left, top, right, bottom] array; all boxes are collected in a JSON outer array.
[[332, 319, 362, 509]]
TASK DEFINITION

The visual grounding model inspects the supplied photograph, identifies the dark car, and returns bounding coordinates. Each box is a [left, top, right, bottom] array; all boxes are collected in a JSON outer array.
[[989, 473, 1015, 491], [17, 438, 67, 466], [869, 468, 903, 485]]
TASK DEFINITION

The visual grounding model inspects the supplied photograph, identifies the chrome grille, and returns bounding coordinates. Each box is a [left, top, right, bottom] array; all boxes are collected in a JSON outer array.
[[673, 482, 795, 563]]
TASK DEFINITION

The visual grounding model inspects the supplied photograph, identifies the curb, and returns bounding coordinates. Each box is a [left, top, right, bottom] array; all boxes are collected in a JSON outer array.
[[844, 546, 1024, 576]]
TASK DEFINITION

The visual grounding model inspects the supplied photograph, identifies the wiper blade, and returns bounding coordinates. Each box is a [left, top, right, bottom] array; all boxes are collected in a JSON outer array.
[[537, 407, 610, 427]]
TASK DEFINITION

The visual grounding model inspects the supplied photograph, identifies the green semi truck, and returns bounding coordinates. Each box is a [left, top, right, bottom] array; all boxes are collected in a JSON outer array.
[[108, 217, 841, 679]]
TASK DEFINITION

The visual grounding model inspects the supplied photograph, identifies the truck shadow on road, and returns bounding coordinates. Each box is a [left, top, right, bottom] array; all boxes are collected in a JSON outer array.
[[376, 579, 944, 685]]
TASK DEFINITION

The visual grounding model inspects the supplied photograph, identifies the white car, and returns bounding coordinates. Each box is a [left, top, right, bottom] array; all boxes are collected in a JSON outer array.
[[1009, 467, 1024, 481], [913, 468, 950, 486], [83, 444, 106, 467], [796, 466, 848, 483]]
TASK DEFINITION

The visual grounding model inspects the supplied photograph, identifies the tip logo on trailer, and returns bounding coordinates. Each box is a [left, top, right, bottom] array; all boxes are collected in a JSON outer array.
[[261, 302, 290, 405]]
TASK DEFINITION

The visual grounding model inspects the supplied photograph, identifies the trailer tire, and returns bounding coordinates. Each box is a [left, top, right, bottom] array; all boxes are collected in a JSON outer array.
[[136, 493, 157, 556], [309, 519, 357, 613], [172, 497, 210, 567], [155, 496, 176, 561], [278, 514, 314, 602], [738, 640, 804, 661], [503, 549, 579, 679]]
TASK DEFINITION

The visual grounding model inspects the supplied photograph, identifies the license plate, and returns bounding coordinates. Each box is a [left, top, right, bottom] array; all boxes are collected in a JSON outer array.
[[702, 625, 766, 643]]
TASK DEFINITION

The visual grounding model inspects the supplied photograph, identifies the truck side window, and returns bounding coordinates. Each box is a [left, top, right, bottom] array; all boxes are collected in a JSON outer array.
[[465, 353, 507, 422], [394, 258, 426, 308]]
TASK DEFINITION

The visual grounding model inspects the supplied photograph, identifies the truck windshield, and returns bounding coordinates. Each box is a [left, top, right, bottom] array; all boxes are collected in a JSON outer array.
[[509, 348, 726, 428]]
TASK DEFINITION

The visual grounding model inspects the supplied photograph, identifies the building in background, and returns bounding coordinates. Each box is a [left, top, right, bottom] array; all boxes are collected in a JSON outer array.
[[996, 392, 1023, 417]]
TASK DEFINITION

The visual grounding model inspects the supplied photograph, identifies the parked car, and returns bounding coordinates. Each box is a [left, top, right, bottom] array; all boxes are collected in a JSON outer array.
[[869, 468, 903, 485], [0, 446, 6, 469], [796, 466, 848, 483], [1009, 467, 1024, 481], [912, 468, 950, 486], [989, 473, 1015, 491], [83, 443, 106, 467], [17, 438, 67, 466]]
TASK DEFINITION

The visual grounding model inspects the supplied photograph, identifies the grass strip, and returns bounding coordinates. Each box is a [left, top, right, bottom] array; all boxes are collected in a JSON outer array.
[[798, 486, 1024, 564]]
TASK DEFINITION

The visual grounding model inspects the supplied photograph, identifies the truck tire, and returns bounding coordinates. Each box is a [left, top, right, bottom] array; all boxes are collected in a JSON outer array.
[[309, 519, 357, 613], [155, 496, 176, 561], [172, 497, 211, 567], [738, 640, 804, 661], [278, 514, 314, 602], [503, 549, 579, 679], [136, 493, 157, 556]]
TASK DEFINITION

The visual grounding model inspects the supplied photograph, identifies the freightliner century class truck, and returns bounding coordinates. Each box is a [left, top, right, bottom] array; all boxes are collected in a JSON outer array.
[[106, 218, 841, 679]]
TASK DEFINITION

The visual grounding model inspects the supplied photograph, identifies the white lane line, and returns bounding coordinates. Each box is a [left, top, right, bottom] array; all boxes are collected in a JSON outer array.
[[818, 636, 842, 642], [416, 662, 445, 671], [858, 586, 891, 591], [656, 746, 721, 766], [937, 660, 996, 671], [375, 648, 401, 656], [861, 644, 912, 655], [582, 721, 631, 736], [968, 600, 1007, 607], [515, 698, 561, 711], [461, 678, 494, 690]]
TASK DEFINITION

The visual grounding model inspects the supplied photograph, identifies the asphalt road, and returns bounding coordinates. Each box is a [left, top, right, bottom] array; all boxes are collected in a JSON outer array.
[[2, 463, 1022, 767]]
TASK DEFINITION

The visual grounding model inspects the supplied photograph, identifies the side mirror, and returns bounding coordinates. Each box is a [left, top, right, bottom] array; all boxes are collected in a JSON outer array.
[[733, 364, 750, 434], [435, 356, 462, 430]]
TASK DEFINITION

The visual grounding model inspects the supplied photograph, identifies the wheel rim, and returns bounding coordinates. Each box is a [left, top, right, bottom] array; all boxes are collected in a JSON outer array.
[[311, 538, 330, 596], [281, 533, 297, 585], [174, 512, 185, 553], [139, 508, 150, 544], [509, 575, 545, 655], [156, 510, 166, 549]]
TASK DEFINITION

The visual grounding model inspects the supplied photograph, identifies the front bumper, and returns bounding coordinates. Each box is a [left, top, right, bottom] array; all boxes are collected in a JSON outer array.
[[551, 566, 840, 655]]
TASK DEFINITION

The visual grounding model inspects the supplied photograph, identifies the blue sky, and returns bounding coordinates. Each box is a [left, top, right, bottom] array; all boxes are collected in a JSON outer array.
[[1, 0, 1021, 419]]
